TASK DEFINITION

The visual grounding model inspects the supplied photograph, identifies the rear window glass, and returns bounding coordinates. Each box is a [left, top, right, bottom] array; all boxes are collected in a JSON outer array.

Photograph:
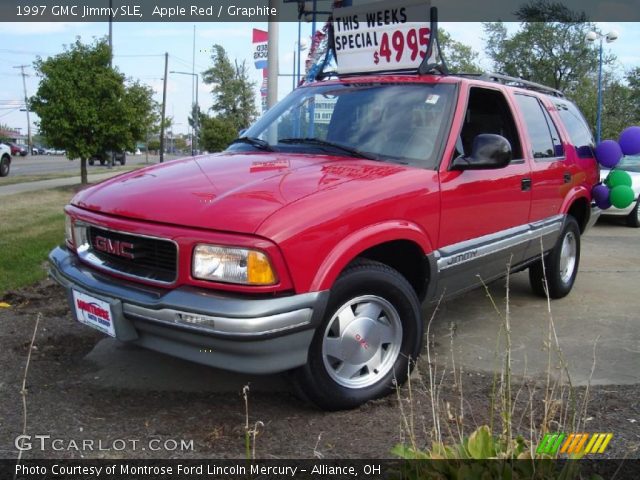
[[555, 101, 595, 158]]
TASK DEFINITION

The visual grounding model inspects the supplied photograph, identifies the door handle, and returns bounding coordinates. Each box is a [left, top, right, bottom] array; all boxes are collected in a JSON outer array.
[[521, 178, 532, 191], [563, 172, 572, 184]]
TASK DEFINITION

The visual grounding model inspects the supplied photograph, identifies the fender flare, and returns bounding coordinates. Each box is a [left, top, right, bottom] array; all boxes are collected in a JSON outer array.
[[560, 185, 592, 226], [309, 220, 434, 292]]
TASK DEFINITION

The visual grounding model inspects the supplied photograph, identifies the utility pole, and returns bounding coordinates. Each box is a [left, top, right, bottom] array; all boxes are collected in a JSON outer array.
[[267, 5, 278, 110], [108, 0, 114, 167], [14, 65, 31, 156], [192, 25, 197, 155], [109, 0, 113, 67], [160, 52, 168, 163]]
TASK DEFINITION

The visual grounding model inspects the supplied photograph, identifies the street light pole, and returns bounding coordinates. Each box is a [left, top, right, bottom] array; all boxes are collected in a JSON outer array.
[[170, 70, 200, 156], [596, 37, 603, 144], [586, 29, 618, 144]]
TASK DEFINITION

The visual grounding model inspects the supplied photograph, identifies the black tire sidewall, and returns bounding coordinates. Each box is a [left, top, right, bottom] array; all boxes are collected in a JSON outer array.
[[297, 262, 422, 410], [626, 200, 640, 228], [546, 216, 581, 298], [0, 156, 9, 177]]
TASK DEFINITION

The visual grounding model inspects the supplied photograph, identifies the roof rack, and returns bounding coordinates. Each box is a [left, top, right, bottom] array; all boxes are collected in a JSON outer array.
[[456, 72, 565, 98]]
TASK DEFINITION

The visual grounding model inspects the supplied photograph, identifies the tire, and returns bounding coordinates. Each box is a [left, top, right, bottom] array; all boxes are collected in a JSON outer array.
[[626, 199, 640, 228], [294, 259, 423, 410], [529, 216, 581, 299], [0, 155, 10, 177], [88, 159, 94, 166], [99, 158, 106, 166]]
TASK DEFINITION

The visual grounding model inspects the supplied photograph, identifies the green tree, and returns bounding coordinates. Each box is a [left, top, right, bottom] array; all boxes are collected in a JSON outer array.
[[440, 29, 482, 74], [484, 21, 601, 92], [483, 1, 608, 93], [30, 38, 156, 184], [202, 44, 257, 131], [199, 114, 237, 153]]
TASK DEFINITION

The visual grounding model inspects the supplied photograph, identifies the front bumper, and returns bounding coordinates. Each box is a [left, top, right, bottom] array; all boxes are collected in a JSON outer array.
[[49, 246, 329, 374]]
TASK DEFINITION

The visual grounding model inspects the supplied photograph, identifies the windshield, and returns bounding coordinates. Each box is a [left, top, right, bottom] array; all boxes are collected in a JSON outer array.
[[229, 82, 456, 169]]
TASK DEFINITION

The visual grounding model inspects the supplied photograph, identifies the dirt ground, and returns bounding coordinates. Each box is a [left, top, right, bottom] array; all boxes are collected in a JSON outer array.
[[1, 277, 638, 460]]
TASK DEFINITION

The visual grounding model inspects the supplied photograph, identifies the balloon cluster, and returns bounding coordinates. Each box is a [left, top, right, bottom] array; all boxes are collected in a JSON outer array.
[[592, 126, 639, 210]]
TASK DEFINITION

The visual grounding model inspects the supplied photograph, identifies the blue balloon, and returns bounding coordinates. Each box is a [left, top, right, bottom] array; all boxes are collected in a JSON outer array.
[[595, 140, 622, 168], [619, 126, 640, 156], [592, 184, 611, 209]]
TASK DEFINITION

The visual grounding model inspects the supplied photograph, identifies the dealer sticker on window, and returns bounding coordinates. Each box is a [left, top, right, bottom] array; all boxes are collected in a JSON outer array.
[[72, 290, 116, 337]]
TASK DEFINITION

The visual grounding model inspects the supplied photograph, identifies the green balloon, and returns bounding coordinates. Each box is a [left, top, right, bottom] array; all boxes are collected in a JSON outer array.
[[605, 169, 633, 188], [610, 185, 636, 209]]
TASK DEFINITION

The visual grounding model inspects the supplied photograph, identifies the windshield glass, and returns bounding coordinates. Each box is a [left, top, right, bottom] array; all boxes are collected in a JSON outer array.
[[229, 82, 456, 168]]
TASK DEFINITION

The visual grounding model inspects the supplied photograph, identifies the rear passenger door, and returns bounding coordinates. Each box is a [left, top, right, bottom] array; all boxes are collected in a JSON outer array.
[[513, 94, 567, 223]]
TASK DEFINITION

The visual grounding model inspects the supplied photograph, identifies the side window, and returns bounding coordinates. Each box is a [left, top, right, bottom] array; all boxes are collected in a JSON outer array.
[[555, 101, 595, 158], [514, 94, 562, 159], [458, 87, 523, 161]]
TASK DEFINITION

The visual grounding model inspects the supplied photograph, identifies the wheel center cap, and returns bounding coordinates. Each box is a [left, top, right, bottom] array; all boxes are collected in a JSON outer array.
[[341, 317, 380, 364]]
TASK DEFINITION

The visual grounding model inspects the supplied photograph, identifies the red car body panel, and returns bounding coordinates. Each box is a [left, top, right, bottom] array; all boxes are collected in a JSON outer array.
[[67, 74, 598, 297]]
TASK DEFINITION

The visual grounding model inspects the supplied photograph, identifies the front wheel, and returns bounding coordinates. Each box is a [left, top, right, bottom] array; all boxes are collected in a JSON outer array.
[[294, 260, 423, 410], [0, 155, 10, 177], [626, 199, 640, 228], [529, 216, 581, 299]]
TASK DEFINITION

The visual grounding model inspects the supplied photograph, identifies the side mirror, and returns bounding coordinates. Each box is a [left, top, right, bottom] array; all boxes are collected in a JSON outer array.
[[238, 128, 248, 137], [451, 134, 513, 170]]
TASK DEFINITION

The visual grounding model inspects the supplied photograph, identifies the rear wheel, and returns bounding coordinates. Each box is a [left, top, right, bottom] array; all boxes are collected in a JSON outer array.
[[0, 155, 10, 177], [529, 216, 580, 299], [294, 259, 423, 410], [626, 199, 640, 228]]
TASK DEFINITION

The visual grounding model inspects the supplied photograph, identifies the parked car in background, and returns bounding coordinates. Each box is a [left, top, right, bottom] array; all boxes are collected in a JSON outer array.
[[44, 148, 65, 155], [0, 143, 11, 176], [601, 155, 640, 227], [32, 145, 46, 155], [8, 142, 27, 156], [88, 150, 126, 166]]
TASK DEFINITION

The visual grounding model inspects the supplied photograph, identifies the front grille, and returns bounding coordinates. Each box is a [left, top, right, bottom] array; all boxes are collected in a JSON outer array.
[[82, 226, 177, 283]]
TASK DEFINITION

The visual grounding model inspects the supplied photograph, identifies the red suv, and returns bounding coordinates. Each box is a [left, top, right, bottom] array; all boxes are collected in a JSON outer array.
[[50, 73, 599, 410]]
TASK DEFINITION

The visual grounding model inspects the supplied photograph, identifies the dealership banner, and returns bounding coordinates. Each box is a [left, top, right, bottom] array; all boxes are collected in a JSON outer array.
[[252, 28, 268, 70]]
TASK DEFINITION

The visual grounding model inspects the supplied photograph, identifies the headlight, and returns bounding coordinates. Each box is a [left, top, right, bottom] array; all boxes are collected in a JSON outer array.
[[65, 215, 74, 248], [192, 245, 277, 285]]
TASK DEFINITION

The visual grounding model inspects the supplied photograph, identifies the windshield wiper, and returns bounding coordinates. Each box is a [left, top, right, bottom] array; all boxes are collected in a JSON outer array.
[[278, 137, 376, 160], [229, 136, 274, 152]]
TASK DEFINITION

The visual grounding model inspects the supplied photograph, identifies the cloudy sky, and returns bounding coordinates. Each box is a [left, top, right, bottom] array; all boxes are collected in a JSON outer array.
[[1, 19, 639, 138]]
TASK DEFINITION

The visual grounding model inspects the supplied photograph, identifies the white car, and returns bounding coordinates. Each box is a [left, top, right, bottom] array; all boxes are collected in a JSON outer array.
[[0, 143, 11, 177], [601, 155, 640, 228]]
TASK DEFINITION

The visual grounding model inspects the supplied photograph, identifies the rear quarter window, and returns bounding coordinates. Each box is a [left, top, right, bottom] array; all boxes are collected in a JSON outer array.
[[555, 101, 595, 158]]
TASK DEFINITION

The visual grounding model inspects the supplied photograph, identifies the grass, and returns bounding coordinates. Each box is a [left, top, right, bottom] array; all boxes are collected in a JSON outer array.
[[0, 165, 143, 186], [0, 186, 76, 296]]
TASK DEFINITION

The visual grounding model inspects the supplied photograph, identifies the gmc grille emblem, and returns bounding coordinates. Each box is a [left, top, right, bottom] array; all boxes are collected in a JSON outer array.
[[93, 235, 135, 259]]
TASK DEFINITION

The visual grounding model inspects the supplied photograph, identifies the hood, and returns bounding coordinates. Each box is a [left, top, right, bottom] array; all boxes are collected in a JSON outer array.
[[72, 152, 408, 234]]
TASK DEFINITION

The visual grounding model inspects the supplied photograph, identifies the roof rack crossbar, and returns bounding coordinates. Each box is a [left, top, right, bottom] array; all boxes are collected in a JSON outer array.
[[456, 72, 564, 97]]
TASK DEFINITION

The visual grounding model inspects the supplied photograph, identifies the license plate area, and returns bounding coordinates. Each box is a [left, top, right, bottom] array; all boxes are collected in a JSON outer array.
[[72, 290, 116, 337]]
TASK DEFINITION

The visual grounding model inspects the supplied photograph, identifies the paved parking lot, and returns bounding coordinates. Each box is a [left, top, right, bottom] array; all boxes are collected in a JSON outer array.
[[9, 153, 181, 176]]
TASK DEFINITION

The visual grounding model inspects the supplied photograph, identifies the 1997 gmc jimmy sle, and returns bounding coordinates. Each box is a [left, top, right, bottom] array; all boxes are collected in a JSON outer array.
[[50, 52, 599, 410]]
